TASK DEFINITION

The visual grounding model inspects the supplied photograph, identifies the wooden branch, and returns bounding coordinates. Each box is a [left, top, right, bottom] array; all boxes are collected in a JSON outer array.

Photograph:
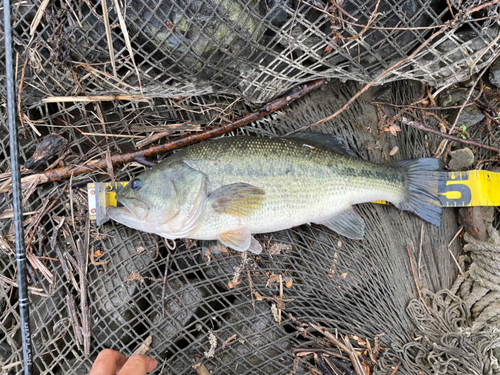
[[400, 117, 500, 154], [3, 79, 327, 193], [285, 0, 500, 135]]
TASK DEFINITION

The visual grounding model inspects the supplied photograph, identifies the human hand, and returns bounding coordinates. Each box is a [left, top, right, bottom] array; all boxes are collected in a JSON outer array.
[[89, 349, 158, 375]]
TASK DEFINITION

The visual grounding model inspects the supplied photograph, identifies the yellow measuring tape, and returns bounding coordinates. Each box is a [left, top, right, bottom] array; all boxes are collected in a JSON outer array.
[[438, 170, 500, 207], [88, 170, 500, 225]]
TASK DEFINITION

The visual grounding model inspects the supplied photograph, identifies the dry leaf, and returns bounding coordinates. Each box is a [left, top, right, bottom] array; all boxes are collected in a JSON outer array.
[[351, 335, 367, 346], [286, 278, 293, 288], [228, 280, 241, 289], [95, 249, 104, 258], [385, 124, 402, 136], [389, 146, 399, 156], [341, 273, 348, 279], [269, 274, 280, 282], [323, 45, 333, 54], [337, 240, 342, 247]]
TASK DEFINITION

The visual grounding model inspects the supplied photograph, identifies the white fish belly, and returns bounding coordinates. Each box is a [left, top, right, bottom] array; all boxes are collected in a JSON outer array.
[[188, 173, 404, 240]]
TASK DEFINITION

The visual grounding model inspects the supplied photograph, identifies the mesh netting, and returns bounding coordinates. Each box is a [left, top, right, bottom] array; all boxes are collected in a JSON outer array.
[[1, 0, 500, 373], [0, 0, 499, 104], [4, 78, 497, 374]]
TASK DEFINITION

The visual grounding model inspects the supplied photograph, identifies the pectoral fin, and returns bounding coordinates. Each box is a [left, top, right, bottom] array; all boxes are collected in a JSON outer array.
[[219, 227, 251, 252], [316, 208, 365, 240], [209, 183, 265, 217]]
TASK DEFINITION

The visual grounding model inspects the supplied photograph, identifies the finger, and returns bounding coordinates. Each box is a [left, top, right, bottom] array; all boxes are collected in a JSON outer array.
[[89, 349, 127, 375], [117, 354, 158, 375]]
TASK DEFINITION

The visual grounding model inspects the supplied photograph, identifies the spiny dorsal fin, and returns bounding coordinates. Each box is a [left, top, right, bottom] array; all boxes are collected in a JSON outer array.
[[209, 183, 265, 217], [315, 208, 365, 240], [286, 133, 354, 156]]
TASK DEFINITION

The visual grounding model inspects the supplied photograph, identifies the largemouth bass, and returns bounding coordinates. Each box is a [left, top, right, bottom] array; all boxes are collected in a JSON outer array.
[[108, 134, 442, 254]]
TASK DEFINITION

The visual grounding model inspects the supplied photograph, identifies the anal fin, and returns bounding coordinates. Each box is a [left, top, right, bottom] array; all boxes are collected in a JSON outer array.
[[315, 208, 365, 240], [248, 236, 262, 254]]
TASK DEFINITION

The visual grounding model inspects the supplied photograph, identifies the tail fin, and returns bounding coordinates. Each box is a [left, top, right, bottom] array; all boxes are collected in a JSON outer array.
[[390, 158, 444, 227]]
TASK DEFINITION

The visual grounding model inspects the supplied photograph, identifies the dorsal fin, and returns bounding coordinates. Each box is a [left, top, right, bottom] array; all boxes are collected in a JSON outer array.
[[286, 133, 354, 156]]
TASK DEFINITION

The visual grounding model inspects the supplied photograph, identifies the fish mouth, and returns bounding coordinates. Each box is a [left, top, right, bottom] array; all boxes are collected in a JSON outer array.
[[110, 196, 149, 221]]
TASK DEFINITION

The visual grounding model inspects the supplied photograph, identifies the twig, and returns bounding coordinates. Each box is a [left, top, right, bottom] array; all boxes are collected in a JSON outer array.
[[76, 239, 90, 355], [390, 361, 401, 375], [63, 252, 81, 292], [309, 323, 366, 375], [161, 253, 171, 318], [400, 117, 500, 154], [90, 245, 110, 266], [315, 353, 333, 375], [1, 361, 23, 371], [343, 338, 366, 375], [132, 336, 152, 355], [418, 224, 424, 281], [468, 33, 500, 75], [448, 225, 465, 277], [293, 347, 347, 360], [54, 244, 70, 283], [438, 50, 500, 156], [286, 0, 500, 135], [42, 95, 149, 103], [17, 56, 30, 137], [84, 217, 90, 272], [4, 79, 327, 192], [371, 101, 476, 110], [279, 274, 283, 325], [285, 26, 447, 135], [29, 0, 50, 36], [445, 0, 454, 18], [112, 0, 141, 88], [25, 184, 68, 254], [66, 295, 83, 349], [0, 274, 49, 296], [136, 131, 173, 149], [101, 0, 116, 77], [222, 334, 237, 350], [406, 245, 432, 315], [95, 103, 115, 182], [334, 0, 381, 41], [192, 362, 210, 375]]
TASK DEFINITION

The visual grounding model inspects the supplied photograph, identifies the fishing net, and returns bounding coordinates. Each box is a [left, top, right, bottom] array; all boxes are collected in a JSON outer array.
[[1, 77, 499, 375], [1, 0, 500, 374], [1, 0, 500, 105]]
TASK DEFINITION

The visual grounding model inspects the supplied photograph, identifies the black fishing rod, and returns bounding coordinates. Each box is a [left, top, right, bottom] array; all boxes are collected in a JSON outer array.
[[4, 0, 34, 372]]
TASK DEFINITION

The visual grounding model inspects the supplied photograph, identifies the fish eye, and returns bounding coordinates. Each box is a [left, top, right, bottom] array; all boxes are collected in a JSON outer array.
[[131, 178, 143, 190]]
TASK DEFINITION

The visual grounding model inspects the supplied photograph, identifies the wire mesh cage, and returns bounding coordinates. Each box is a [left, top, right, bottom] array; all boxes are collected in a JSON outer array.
[[1, 0, 500, 374], [1, 0, 500, 105], [4, 77, 498, 374]]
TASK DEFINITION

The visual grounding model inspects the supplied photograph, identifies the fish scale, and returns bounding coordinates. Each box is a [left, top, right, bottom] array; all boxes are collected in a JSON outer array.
[[176, 137, 405, 239], [107, 135, 443, 253]]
